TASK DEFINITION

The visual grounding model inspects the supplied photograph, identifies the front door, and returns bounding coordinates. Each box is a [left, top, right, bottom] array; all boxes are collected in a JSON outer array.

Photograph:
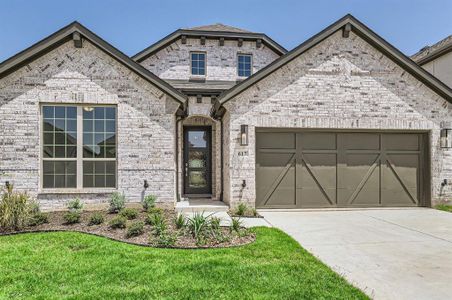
[[183, 126, 212, 195]]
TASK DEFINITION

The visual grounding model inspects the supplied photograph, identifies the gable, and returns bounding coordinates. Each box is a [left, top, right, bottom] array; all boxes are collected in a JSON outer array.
[[222, 29, 452, 124], [214, 15, 452, 117], [0, 22, 187, 105]]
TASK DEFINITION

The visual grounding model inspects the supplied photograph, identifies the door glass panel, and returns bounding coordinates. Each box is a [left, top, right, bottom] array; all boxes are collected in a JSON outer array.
[[188, 131, 207, 148], [189, 171, 207, 188], [188, 151, 206, 168]]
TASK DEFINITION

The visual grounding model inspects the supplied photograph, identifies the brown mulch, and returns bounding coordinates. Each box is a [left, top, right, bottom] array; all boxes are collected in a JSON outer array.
[[0, 209, 255, 249]]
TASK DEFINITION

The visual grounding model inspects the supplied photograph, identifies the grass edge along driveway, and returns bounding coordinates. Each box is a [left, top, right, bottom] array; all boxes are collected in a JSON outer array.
[[0, 227, 368, 299]]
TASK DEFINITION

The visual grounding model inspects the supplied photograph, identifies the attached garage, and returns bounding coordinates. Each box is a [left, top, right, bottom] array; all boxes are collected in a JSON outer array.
[[256, 130, 429, 208]]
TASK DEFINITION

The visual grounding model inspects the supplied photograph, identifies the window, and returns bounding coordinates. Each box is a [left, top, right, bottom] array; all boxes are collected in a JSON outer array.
[[42, 105, 117, 189], [191, 52, 206, 75], [238, 54, 252, 77]]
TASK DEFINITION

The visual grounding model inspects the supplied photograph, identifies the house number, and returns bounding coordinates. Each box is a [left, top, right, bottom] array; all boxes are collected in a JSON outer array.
[[238, 151, 249, 156]]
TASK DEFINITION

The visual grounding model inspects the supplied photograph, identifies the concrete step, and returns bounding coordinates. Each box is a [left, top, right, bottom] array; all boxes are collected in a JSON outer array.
[[175, 199, 229, 213]]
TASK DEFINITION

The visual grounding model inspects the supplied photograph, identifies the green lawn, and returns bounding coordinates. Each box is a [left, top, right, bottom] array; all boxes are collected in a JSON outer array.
[[436, 204, 452, 212], [0, 227, 367, 299]]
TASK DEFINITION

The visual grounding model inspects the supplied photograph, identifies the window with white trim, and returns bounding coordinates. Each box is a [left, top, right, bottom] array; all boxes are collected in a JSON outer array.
[[238, 54, 252, 77], [42, 105, 117, 189]]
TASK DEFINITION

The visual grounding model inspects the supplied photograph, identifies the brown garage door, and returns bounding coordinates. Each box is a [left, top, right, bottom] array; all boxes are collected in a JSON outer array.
[[256, 131, 428, 208]]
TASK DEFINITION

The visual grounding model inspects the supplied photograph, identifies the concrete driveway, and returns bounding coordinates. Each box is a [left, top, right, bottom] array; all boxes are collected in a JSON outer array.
[[260, 208, 452, 300]]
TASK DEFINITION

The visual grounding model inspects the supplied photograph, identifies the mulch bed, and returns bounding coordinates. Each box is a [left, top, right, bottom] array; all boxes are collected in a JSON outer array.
[[0, 209, 255, 249]]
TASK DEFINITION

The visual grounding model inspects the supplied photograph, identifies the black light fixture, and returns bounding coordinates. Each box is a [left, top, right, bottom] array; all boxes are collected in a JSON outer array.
[[5, 181, 10, 188], [143, 180, 149, 189], [240, 125, 248, 146], [440, 122, 452, 148]]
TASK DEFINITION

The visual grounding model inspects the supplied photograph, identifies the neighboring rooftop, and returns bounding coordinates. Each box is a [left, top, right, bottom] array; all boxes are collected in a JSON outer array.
[[185, 23, 252, 33], [411, 35, 452, 64]]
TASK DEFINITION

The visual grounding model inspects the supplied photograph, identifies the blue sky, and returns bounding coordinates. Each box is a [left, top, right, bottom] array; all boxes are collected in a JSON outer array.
[[0, 0, 451, 62]]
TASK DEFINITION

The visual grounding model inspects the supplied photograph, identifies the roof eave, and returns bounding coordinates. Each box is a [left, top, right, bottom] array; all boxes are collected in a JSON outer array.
[[0, 22, 187, 105], [214, 14, 452, 115], [132, 29, 287, 62]]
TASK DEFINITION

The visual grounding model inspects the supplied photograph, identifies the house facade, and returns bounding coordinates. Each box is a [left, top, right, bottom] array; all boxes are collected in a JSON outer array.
[[1, 15, 451, 210]]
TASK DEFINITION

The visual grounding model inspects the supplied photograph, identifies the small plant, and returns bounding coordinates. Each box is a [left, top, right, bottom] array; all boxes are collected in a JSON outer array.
[[147, 207, 163, 216], [109, 216, 127, 229], [28, 212, 48, 227], [251, 208, 258, 217], [63, 211, 81, 225], [109, 192, 125, 213], [126, 221, 145, 238], [210, 216, 221, 230], [235, 202, 248, 216], [230, 217, 243, 233], [88, 212, 104, 226], [119, 208, 138, 220], [142, 194, 157, 211], [67, 198, 83, 212], [174, 214, 186, 229], [0, 185, 33, 230], [186, 212, 212, 244], [152, 232, 177, 247], [145, 211, 164, 226]]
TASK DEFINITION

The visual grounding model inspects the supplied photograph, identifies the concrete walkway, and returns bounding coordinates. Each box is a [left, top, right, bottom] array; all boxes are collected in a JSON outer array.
[[260, 208, 452, 300]]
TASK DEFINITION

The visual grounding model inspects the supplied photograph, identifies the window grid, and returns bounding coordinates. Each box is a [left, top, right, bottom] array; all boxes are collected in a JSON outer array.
[[42, 105, 117, 190], [238, 54, 252, 77], [191, 52, 206, 76]]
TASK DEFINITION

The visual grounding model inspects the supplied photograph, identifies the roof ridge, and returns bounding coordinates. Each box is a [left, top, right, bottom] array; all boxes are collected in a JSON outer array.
[[412, 34, 452, 63]]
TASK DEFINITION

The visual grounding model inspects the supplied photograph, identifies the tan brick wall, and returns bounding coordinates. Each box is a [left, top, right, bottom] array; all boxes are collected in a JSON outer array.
[[223, 31, 452, 207]]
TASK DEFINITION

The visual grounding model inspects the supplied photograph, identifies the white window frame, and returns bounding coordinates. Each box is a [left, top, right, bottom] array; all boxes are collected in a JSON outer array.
[[237, 53, 253, 77], [40, 104, 118, 192], [190, 51, 207, 76]]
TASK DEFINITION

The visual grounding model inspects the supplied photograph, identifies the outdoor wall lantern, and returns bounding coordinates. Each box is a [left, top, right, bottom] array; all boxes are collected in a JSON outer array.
[[240, 125, 248, 146], [440, 122, 452, 148]]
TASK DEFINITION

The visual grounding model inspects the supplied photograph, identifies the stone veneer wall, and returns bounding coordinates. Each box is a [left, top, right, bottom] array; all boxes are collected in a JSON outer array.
[[223, 30, 452, 208], [0, 40, 180, 210], [140, 38, 280, 81]]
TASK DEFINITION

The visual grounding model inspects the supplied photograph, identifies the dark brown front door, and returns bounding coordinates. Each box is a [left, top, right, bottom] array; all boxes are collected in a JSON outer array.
[[184, 126, 212, 195], [256, 131, 428, 208]]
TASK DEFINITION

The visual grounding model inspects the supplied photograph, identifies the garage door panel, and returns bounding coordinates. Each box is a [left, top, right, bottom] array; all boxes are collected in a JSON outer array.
[[256, 152, 295, 207], [342, 133, 380, 150], [299, 188, 336, 208], [256, 132, 295, 149], [256, 131, 425, 208], [384, 134, 419, 151], [299, 132, 336, 150]]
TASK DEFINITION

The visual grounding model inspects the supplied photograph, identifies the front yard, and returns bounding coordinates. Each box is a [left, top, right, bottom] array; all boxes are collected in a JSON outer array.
[[0, 228, 367, 299]]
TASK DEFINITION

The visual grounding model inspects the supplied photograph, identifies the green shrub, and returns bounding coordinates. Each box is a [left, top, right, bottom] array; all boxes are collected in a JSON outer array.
[[145, 211, 164, 226], [67, 198, 83, 212], [186, 212, 212, 244], [235, 202, 248, 216], [63, 211, 81, 225], [251, 208, 258, 217], [109, 192, 125, 213], [119, 208, 138, 220], [88, 212, 104, 226], [152, 232, 177, 247], [435, 204, 452, 212], [126, 221, 144, 238], [231, 217, 243, 233], [174, 214, 186, 229], [28, 212, 49, 227], [147, 207, 163, 216], [109, 216, 127, 229], [0, 186, 33, 230], [142, 194, 157, 211]]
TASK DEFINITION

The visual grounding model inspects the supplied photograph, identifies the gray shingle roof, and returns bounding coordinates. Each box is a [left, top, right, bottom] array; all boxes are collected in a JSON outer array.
[[185, 23, 252, 33], [411, 35, 452, 64]]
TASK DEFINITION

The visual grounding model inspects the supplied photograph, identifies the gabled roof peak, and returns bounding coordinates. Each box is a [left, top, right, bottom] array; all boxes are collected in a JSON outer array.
[[412, 35, 452, 64], [185, 23, 252, 33]]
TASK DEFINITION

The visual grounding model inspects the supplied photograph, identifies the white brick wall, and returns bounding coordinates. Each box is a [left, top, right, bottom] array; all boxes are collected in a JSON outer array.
[[140, 38, 280, 81], [223, 31, 452, 207], [0, 40, 180, 210]]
